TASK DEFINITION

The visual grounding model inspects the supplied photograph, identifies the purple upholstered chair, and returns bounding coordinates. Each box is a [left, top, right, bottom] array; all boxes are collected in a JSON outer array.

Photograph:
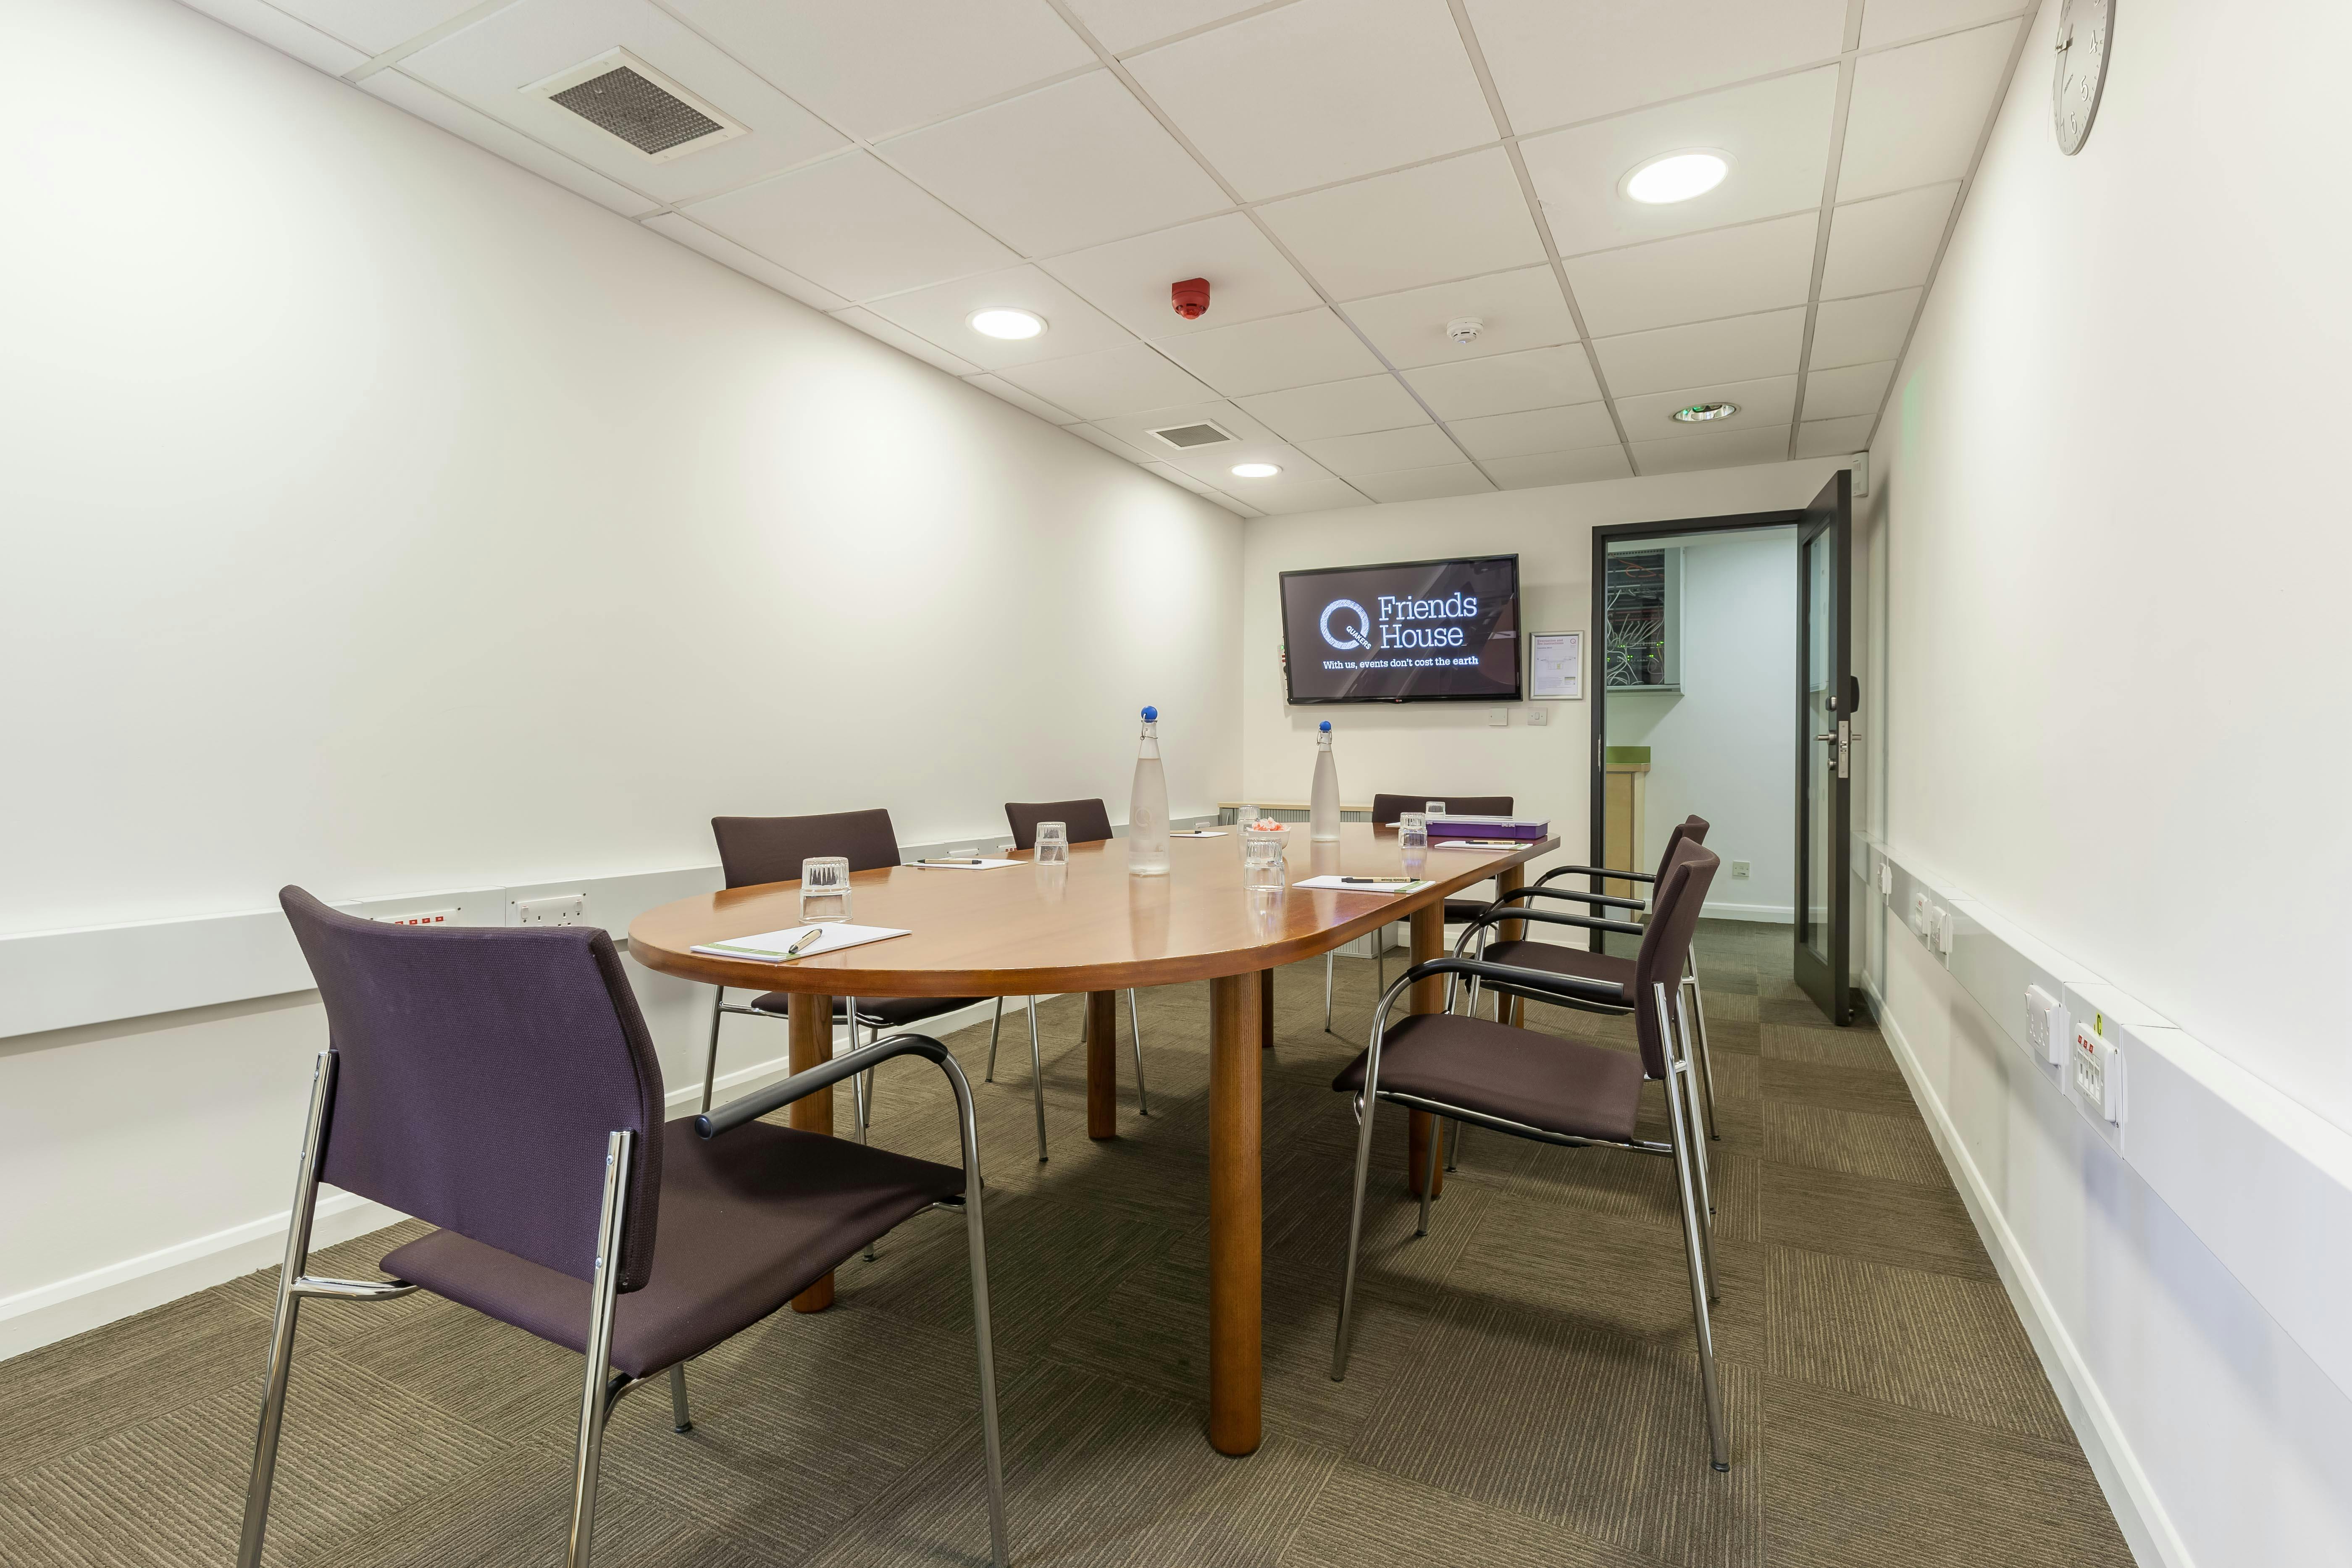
[[1327, 840, 1729, 1472], [704, 809, 981, 1143], [991, 798, 1149, 1159], [236, 888, 1008, 1568]]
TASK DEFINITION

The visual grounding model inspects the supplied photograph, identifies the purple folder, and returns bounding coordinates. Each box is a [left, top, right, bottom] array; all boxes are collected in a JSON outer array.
[[1428, 816, 1548, 841]]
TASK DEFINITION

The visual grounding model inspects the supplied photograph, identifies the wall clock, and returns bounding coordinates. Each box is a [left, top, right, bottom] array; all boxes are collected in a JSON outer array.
[[2052, 0, 2113, 155]]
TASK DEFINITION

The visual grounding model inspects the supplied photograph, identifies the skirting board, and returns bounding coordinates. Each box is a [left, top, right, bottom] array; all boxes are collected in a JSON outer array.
[[1868, 977, 2192, 1568], [1699, 900, 1792, 922], [0, 992, 1033, 1363]]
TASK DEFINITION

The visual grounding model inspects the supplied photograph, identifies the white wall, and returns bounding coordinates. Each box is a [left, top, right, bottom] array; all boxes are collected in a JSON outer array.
[[1863, 0, 2352, 1560], [1606, 528, 1798, 919], [0, 0, 1240, 1348], [1240, 464, 1842, 880]]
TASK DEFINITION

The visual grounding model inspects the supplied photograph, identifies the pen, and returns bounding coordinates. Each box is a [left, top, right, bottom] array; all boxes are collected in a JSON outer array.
[[781, 926, 825, 957], [1338, 876, 1418, 885], [919, 858, 985, 865]]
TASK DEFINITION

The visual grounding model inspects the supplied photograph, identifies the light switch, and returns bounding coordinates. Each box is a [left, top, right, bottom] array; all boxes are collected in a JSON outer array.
[[1489, 707, 1508, 726], [2025, 985, 2066, 1066], [1526, 706, 1548, 726]]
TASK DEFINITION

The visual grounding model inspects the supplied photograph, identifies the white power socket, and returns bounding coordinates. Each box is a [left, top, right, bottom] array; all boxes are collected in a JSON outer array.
[[1879, 861, 1892, 895], [2071, 1015, 2126, 1123], [2025, 984, 2067, 1066], [1730, 860, 1751, 880], [1526, 706, 1548, 726], [376, 907, 458, 927], [513, 893, 587, 927]]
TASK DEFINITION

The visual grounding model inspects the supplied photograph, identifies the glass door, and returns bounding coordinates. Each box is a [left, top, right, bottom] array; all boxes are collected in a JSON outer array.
[[1793, 471, 1855, 1024]]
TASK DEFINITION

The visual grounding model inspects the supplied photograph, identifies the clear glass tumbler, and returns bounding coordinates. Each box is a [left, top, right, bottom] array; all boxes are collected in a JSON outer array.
[[1242, 827, 1288, 891], [1424, 800, 1448, 817], [799, 857, 851, 925], [1398, 812, 1429, 852], [1035, 822, 1068, 864]]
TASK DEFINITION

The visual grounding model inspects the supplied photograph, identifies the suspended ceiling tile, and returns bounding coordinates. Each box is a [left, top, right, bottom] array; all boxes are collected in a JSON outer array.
[[661, 0, 1097, 142], [1563, 212, 1818, 336], [1151, 308, 1385, 397], [991, 342, 1215, 420], [399, 0, 848, 205], [1858, 0, 2030, 49], [1616, 373, 1798, 436], [1447, 402, 1620, 460], [1800, 360, 1896, 421], [1403, 344, 1601, 420], [1124, 0, 1495, 201], [1792, 415, 1877, 457], [828, 308, 984, 376], [1240, 474, 1374, 514], [862, 264, 1136, 370], [1141, 460, 1254, 514], [1485, 446, 1633, 488], [1590, 308, 1806, 398], [1064, 0, 1266, 54], [1340, 266, 1576, 370], [1464, 0, 1848, 131], [1258, 148, 1546, 302], [1838, 20, 2021, 199], [1039, 213, 1323, 341], [880, 72, 1228, 258], [362, 70, 660, 218], [1810, 288, 1921, 369], [685, 152, 1017, 300], [1235, 375, 1432, 443], [1064, 422, 1154, 460], [641, 213, 849, 308], [1819, 183, 1956, 298], [1353, 464, 1495, 504], [249, 0, 465, 58], [1522, 67, 1839, 256], [965, 373, 1083, 424], [1632, 424, 1795, 473], [1298, 424, 1466, 477]]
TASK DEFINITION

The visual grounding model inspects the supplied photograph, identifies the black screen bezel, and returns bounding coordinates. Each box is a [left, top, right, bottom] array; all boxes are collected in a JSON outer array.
[[1279, 553, 1524, 705]]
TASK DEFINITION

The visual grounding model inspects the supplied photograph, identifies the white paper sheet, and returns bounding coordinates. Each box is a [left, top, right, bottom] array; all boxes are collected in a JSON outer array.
[[691, 923, 910, 963], [905, 858, 1022, 869], [1291, 876, 1430, 894]]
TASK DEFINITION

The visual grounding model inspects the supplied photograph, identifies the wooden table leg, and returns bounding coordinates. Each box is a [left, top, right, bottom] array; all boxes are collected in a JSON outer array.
[[1260, 966, 1275, 1050], [1497, 864, 1528, 1027], [789, 991, 835, 1313], [1405, 903, 1447, 1200], [1207, 968, 1264, 1456], [1087, 989, 1118, 1140]]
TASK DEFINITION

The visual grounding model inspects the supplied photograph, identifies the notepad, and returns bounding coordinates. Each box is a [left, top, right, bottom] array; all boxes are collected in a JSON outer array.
[[1292, 876, 1429, 894], [906, 858, 1021, 869], [1429, 839, 1522, 850], [691, 924, 910, 963], [1171, 830, 1228, 838]]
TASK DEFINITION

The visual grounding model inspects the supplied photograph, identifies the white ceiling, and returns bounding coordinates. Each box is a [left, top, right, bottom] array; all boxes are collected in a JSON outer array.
[[191, 0, 2034, 517]]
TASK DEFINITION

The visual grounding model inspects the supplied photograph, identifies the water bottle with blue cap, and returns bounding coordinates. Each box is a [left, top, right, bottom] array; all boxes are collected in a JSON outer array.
[[1310, 719, 1341, 843], [1130, 705, 1170, 876]]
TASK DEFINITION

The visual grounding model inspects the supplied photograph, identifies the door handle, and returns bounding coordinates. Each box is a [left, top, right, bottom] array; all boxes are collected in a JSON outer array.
[[1814, 732, 1837, 741]]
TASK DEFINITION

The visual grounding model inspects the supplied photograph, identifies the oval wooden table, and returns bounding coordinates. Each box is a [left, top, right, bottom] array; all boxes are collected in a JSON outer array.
[[628, 822, 1555, 1456]]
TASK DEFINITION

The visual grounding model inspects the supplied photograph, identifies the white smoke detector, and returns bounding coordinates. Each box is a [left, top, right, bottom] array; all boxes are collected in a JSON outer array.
[[1445, 317, 1484, 347]]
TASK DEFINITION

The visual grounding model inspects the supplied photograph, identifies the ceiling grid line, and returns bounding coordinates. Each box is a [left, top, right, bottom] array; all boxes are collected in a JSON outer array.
[[1785, 0, 1870, 458]]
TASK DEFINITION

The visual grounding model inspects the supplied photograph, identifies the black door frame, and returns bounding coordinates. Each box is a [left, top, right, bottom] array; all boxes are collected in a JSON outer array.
[[1587, 509, 1808, 959], [1792, 471, 1856, 1024]]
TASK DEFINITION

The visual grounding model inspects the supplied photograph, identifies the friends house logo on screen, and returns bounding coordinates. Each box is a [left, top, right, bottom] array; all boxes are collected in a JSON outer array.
[[1319, 592, 1480, 652]]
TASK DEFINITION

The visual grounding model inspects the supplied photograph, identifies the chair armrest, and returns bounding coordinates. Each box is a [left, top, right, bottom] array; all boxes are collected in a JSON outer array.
[[1493, 885, 1649, 913], [1460, 904, 1645, 939], [1535, 863, 1654, 888], [1395, 955, 1627, 1011], [698, 1032, 951, 1137]]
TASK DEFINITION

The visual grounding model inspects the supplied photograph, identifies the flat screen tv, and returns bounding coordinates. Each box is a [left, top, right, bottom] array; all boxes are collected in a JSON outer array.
[[1280, 554, 1522, 704]]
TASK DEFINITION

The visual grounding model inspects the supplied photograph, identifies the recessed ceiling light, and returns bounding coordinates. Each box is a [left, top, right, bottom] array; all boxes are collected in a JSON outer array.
[[1230, 462, 1282, 478], [967, 307, 1045, 340], [1624, 150, 1730, 205], [1671, 402, 1738, 423]]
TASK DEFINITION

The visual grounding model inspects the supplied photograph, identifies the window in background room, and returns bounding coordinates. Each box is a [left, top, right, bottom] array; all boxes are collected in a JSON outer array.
[[1605, 548, 1679, 690]]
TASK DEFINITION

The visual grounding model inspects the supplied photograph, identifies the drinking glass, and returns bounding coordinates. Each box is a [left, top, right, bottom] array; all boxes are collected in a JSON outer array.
[[1035, 822, 1069, 864], [799, 857, 851, 925], [1398, 812, 1429, 851], [1235, 802, 1258, 830], [1242, 827, 1287, 891], [1424, 800, 1447, 817]]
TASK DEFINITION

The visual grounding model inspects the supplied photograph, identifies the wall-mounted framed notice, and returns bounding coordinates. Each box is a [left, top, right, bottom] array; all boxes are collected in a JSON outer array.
[[1529, 631, 1582, 699]]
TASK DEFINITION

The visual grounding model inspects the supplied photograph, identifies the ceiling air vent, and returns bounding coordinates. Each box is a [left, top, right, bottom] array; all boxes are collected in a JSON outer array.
[[1147, 420, 1236, 451], [528, 49, 748, 163]]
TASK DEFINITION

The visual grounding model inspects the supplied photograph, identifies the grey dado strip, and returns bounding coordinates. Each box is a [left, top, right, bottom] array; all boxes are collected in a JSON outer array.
[[0, 819, 1217, 1040], [1863, 835, 2352, 1404]]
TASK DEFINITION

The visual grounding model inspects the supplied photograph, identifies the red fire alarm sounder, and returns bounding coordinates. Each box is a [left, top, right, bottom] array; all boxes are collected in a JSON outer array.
[[1171, 278, 1211, 320]]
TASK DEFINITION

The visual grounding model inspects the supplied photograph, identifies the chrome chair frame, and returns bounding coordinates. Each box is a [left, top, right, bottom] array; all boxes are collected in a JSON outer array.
[[1328, 956, 1727, 1472], [980, 988, 1150, 1162], [237, 1034, 1012, 1568]]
